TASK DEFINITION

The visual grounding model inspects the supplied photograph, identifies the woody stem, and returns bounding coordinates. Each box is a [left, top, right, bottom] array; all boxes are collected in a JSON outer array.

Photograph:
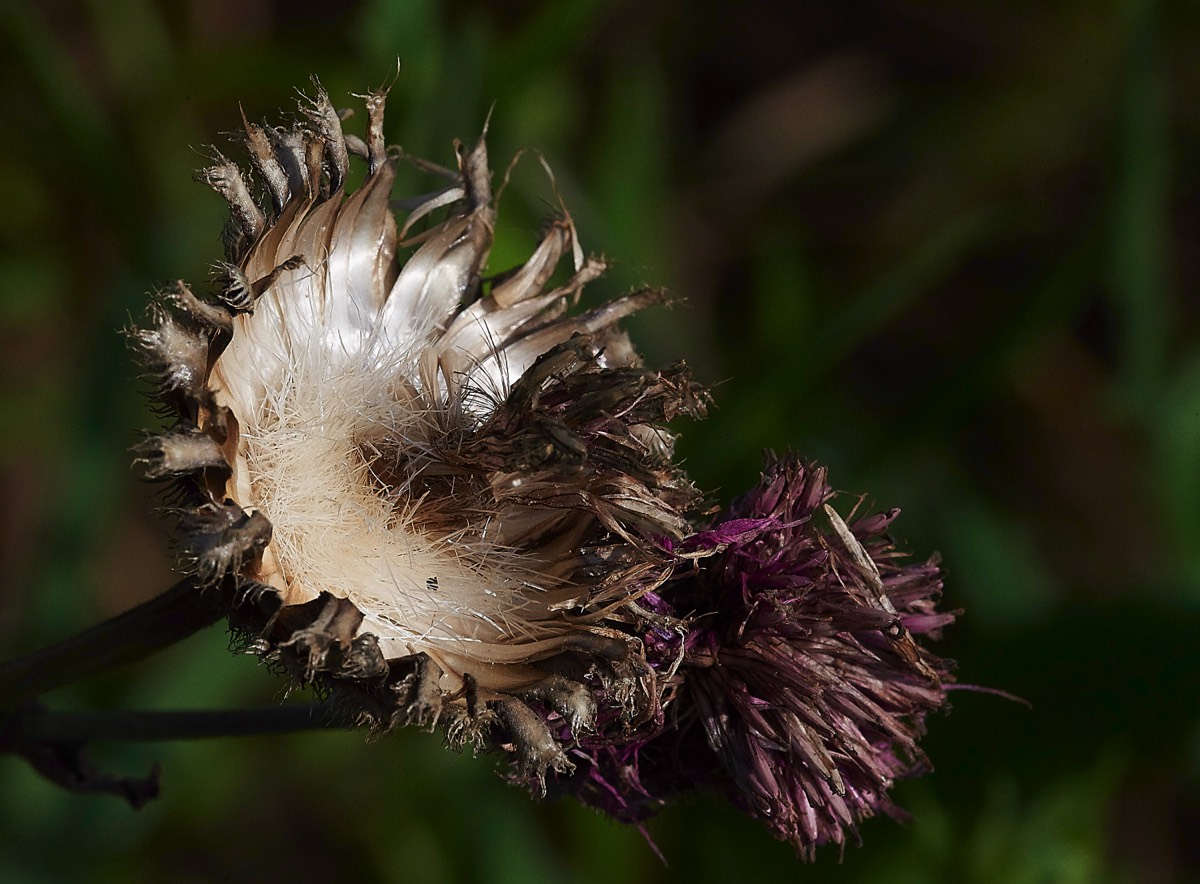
[[14, 703, 347, 743], [0, 578, 228, 709]]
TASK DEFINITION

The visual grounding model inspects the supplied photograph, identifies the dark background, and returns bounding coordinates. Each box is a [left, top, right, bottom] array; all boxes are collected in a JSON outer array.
[[1, 1, 1197, 881]]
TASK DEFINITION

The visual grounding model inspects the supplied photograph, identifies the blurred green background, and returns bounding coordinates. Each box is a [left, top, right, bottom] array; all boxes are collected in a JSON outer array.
[[1, 0, 1197, 881]]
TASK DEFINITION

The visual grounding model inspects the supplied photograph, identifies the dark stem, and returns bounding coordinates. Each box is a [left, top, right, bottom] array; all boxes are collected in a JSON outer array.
[[0, 578, 230, 708], [1, 700, 347, 808], [17, 703, 349, 743]]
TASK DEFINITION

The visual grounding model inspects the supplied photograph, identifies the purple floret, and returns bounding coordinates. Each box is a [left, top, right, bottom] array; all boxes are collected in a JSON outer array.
[[553, 453, 957, 859]]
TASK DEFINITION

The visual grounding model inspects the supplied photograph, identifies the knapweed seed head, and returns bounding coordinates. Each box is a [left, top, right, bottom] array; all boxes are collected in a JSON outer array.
[[132, 77, 957, 858]]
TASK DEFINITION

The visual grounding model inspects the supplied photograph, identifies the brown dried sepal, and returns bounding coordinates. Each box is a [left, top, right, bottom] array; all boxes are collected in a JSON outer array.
[[129, 307, 211, 415], [177, 502, 272, 586], [131, 428, 229, 481], [195, 153, 264, 250], [494, 697, 573, 792], [268, 592, 388, 685]]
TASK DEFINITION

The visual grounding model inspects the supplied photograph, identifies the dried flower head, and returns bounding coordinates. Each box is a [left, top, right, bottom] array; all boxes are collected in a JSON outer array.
[[133, 79, 706, 779], [131, 77, 956, 858]]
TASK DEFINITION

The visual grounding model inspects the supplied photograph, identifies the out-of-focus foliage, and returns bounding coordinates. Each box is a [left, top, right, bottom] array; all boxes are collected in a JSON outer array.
[[0, 1, 1196, 881]]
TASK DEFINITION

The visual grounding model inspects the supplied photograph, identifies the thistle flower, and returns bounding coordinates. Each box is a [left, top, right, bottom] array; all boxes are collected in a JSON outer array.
[[127, 77, 956, 858], [681, 456, 954, 856], [556, 455, 956, 858]]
